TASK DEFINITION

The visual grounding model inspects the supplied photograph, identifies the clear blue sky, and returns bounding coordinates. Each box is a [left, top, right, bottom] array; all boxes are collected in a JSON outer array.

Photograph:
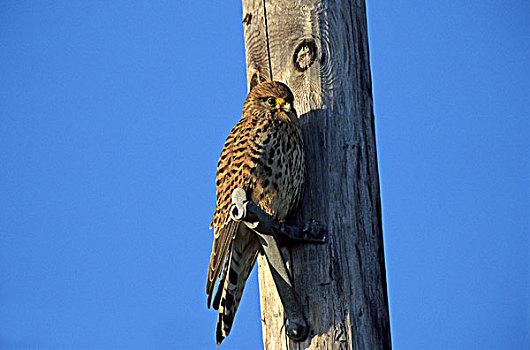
[[1, 1, 528, 349]]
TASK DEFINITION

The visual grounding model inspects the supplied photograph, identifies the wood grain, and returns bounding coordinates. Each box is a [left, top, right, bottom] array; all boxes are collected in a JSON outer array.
[[241, 1, 391, 349]]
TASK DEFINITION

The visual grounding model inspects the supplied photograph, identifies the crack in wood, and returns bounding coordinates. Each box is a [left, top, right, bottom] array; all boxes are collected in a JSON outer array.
[[262, 0, 273, 81]]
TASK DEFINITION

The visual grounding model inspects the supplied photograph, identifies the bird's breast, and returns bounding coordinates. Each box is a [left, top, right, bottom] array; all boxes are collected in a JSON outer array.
[[250, 121, 304, 220]]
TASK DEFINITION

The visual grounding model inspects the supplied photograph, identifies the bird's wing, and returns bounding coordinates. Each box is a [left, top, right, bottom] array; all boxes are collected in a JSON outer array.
[[206, 116, 259, 308]]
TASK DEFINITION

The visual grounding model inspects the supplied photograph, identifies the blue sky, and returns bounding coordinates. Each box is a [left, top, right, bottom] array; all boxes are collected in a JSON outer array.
[[0, 1, 528, 349]]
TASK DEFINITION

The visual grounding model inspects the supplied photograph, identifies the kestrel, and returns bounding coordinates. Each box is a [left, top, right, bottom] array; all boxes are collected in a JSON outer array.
[[207, 81, 305, 345]]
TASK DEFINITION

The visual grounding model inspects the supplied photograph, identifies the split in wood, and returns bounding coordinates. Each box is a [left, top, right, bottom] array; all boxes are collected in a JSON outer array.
[[230, 188, 326, 342]]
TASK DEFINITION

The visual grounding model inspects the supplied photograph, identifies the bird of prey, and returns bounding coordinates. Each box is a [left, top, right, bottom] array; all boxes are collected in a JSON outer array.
[[207, 81, 305, 345]]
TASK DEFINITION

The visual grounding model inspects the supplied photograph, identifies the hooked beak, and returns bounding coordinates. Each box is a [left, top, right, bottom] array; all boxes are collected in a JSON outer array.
[[278, 99, 291, 112]]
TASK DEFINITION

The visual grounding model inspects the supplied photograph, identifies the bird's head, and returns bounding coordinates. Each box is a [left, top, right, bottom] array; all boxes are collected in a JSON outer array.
[[263, 95, 292, 113], [243, 81, 296, 120]]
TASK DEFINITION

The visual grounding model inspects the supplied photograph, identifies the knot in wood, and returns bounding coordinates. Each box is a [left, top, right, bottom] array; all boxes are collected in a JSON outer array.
[[293, 39, 317, 72]]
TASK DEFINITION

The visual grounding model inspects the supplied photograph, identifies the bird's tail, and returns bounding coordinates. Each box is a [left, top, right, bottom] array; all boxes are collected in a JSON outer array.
[[214, 227, 260, 346]]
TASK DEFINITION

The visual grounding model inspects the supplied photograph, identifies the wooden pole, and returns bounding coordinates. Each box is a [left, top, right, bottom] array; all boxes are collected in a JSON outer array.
[[241, 1, 391, 349]]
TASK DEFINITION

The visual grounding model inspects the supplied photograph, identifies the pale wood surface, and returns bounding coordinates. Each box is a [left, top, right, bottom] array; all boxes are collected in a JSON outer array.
[[241, 1, 391, 349]]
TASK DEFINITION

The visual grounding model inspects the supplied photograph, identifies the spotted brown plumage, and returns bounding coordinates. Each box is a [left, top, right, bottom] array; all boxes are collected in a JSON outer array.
[[207, 81, 305, 345]]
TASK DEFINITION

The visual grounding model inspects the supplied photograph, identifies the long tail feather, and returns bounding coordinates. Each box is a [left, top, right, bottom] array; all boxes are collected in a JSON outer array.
[[215, 227, 260, 345]]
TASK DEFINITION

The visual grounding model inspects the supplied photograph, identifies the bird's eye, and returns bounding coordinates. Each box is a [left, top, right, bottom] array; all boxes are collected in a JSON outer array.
[[266, 97, 276, 106]]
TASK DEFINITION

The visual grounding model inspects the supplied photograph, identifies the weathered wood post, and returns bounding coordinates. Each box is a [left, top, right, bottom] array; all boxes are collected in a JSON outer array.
[[241, 0, 391, 349]]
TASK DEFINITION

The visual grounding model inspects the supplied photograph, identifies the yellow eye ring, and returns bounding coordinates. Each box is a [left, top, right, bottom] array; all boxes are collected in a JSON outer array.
[[266, 97, 276, 106]]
